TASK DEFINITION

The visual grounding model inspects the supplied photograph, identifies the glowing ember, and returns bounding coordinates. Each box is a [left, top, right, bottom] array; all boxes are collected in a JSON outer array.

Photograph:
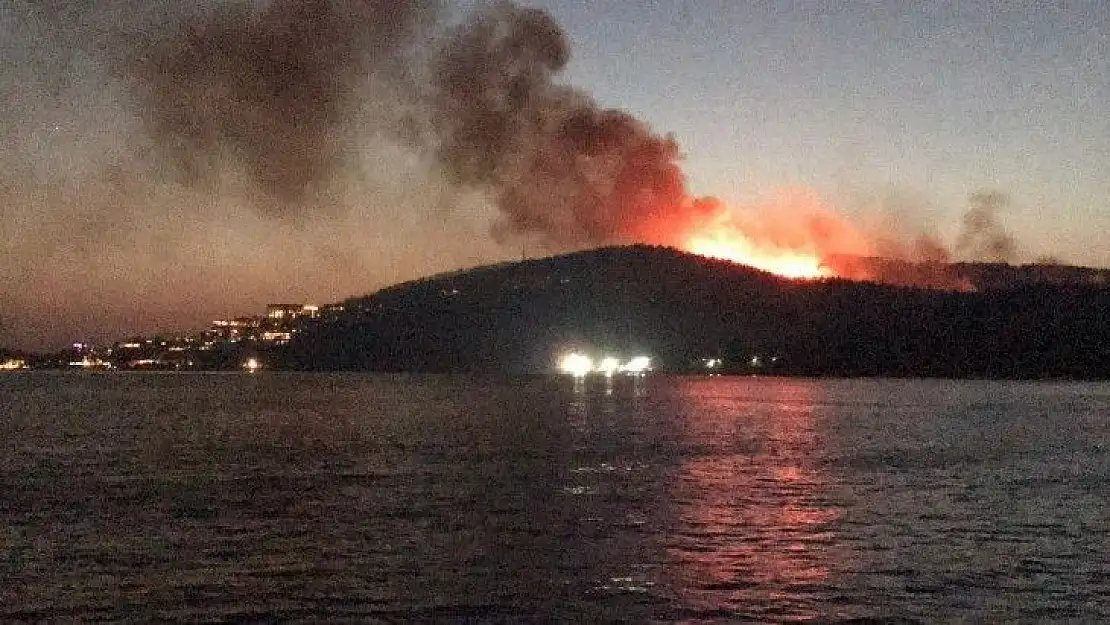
[[685, 230, 831, 279]]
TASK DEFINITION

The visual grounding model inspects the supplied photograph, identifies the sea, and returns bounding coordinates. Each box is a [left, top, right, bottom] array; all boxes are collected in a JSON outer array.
[[1, 373, 1107, 624]]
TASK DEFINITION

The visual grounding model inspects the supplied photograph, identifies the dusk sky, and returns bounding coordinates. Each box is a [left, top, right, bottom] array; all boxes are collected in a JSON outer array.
[[2, 0, 1107, 350]]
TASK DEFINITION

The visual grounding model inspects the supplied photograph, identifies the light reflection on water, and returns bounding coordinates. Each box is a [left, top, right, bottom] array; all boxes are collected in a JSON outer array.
[[663, 379, 842, 621], [1, 374, 1107, 623]]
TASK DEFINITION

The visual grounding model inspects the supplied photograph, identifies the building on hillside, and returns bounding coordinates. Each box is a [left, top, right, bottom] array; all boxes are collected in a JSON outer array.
[[0, 357, 28, 370], [266, 304, 319, 321], [211, 317, 263, 342]]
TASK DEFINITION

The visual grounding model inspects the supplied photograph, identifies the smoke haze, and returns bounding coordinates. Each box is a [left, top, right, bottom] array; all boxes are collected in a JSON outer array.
[[0, 0, 498, 350], [129, 0, 438, 215], [956, 191, 1018, 263], [425, 3, 717, 246]]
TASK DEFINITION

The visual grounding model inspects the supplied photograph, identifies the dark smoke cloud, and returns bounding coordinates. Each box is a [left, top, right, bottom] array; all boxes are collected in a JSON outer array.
[[125, 0, 711, 243], [423, 2, 716, 247], [956, 191, 1017, 263], [128, 0, 438, 215]]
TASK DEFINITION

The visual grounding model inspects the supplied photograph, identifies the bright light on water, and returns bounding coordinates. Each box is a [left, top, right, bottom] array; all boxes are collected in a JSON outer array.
[[621, 356, 651, 374], [559, 353, 594, 377], [559, 353, 651, 376], [598, 357, 621, 377]]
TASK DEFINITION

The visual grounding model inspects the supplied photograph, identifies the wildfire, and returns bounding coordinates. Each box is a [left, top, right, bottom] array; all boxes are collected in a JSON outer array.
[[650, 188, 975, 287], [665, 190, 873, 281], [684, 228, 832, 279]]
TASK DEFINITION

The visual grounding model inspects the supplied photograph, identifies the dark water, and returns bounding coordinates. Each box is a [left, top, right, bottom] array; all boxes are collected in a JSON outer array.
[[2, 374, 1108, 623]]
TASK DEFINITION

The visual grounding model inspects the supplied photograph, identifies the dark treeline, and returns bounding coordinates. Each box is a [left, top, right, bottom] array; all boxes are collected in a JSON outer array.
[[282, 246, 1110, 378]]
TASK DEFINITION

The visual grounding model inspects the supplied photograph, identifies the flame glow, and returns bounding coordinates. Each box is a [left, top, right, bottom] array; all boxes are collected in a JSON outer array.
[[684, 228, 831, 279], [666, 190, 876, 281]]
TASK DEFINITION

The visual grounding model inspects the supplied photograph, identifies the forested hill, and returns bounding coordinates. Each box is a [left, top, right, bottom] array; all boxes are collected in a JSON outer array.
[[283, 246, 1110, 378]]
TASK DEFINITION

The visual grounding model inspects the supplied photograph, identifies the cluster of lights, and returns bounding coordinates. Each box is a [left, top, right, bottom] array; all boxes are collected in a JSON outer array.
[[67, 356, 112, 369], [559, 353, 652, 377], [0, 358, 28, 371]]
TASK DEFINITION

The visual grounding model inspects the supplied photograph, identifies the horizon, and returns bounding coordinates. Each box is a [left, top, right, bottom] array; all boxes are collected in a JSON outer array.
[[6, 244, 1108, 354]]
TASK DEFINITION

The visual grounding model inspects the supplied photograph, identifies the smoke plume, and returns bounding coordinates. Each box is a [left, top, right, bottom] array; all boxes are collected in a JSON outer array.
[[821, 190, 1020, 290], [422, 3, 720, 247], [128, 0, 437, 215], [126, 0, 719, 242], [123, 0, 1030, 288], [140, 0, 1021, 269], [956, 191, 1017, 263]]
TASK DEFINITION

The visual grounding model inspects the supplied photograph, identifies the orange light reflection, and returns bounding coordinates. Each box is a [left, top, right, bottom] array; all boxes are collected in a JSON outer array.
[[665, 378, 843, 619]]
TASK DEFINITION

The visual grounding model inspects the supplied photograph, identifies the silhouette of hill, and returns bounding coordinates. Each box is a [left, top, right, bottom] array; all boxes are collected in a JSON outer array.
[[284, 246, 1110, 378]]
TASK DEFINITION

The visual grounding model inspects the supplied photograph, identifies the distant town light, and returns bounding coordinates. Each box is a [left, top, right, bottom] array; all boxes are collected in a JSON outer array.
[[560, 353, 651, 376], [260, 331, 293, 344], [597, 357, 621, 377], [68, 356, 111, 370], [560, 353, 594, 377], [267, 303, 318, 320], [621, 356, 652, 374], [0, 358, 28, 371], [243, 358, 262, 373]]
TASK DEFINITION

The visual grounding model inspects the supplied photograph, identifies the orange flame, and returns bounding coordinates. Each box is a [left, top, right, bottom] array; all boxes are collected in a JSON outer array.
[[666, 189, 873, 281], [685, 228, 832, 279]]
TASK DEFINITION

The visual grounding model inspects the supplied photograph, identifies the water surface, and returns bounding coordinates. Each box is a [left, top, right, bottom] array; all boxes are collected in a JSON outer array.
[[2, 374, 1108, 623]]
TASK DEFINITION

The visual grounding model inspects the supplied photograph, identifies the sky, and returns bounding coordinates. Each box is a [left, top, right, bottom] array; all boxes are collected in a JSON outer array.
[[1, 0, 1107, 350]]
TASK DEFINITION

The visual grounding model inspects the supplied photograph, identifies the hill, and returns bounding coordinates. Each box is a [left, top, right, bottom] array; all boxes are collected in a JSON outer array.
[[283, 246, 1110, 378]]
